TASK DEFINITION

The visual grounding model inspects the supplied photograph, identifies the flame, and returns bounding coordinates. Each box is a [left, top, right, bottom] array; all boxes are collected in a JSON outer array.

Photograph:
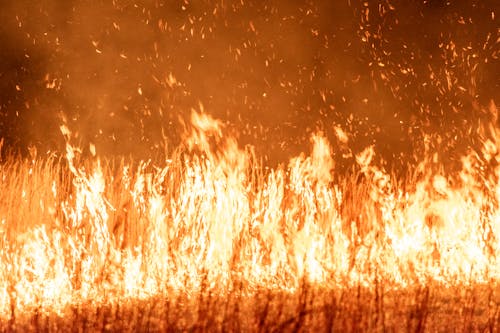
[[0, 106, 499, 320]]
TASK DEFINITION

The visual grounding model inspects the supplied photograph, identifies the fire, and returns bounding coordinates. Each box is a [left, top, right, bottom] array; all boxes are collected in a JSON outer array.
[[0, 105, 499, 322]]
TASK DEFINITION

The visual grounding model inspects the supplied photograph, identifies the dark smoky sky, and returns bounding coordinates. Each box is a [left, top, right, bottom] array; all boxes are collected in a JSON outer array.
[[0, 0, 498, 169]]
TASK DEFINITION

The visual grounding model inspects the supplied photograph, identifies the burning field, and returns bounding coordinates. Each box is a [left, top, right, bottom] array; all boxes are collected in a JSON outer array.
[[2, 105, 500, 331], [0, 0, 499, 332]]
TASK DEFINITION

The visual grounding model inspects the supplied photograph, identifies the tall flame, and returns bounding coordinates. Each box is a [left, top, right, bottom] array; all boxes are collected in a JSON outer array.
[[0, 104, 499, 321]]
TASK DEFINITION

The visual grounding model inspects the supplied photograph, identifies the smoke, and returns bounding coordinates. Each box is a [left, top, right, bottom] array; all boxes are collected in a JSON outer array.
[[0, 0, 497, 170]]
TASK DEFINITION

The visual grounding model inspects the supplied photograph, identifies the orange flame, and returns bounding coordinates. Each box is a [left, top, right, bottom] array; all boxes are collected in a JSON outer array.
[[0, 105, 499, 318]]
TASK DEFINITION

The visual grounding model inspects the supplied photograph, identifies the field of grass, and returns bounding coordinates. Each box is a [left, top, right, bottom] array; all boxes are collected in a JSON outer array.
[[4, 283, 500, 332], [0, 111, 499, 331]]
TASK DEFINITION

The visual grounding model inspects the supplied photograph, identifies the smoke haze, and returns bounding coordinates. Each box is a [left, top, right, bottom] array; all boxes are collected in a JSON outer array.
[[0, 0, 498, 170]]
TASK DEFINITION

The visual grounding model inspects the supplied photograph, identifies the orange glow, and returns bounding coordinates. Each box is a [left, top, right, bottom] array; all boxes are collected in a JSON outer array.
[[1, 104, 499, 320]]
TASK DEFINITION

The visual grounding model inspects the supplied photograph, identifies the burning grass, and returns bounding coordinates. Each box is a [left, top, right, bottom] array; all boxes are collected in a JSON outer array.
[[0, 108, 500, 331]]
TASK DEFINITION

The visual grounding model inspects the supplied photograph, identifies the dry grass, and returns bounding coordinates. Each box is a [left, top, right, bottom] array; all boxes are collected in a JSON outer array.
[[0, 113, 499, 331], [2, 282, 500, 332]]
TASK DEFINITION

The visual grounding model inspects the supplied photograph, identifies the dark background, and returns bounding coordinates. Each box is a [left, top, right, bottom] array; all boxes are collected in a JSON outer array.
[[0, 0, 498, 170]]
